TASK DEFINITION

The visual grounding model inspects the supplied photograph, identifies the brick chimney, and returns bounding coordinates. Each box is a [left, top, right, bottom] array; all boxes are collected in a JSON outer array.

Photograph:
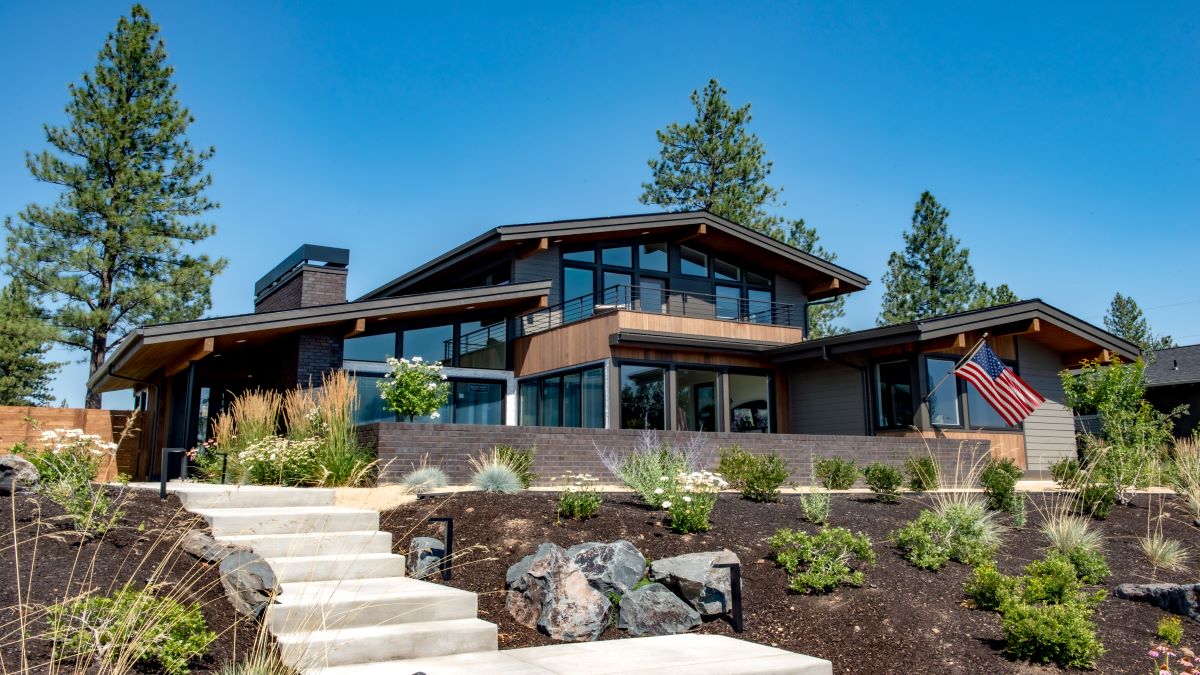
[[254, 244, 349, 313]]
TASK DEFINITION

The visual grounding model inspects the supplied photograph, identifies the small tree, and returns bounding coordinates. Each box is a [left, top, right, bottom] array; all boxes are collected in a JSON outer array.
[[378, 357, 450, 422], [0, 282, 60, 405], [1103, 293, 1174, 353]]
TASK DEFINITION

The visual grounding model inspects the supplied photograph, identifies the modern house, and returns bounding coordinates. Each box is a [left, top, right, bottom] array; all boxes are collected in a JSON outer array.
[[1144, 344, 1200, 437], [88, 211, 1138, 481]]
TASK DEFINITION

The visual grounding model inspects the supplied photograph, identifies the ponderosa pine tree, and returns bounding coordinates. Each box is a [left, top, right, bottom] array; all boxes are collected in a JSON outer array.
[[1104, 293, 1174, 353], [970, 282, 1020, 310], [4, 5, 225, 407], [0, 282, 60, 406], [640, 79, 846, 336]]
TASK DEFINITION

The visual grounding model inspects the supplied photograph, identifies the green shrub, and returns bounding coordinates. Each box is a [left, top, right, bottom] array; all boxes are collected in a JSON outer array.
[[1073, 482, 1116, 519], [814, 457, 858, 490], [47, 586, 216, 675], [618, 445, 689, 508], [1020, 556, 1088, 607], [402, 466, 449, 492], [768, 526, 876, 594], [471, 462, 522, 493], [892, 499, 1001, 570], [999, 601, 1105, 669], [799, 489, 831, 525], [1059, 547, 1110, 585], [1010, 492, 1027, 527], [1157, 615, 1184, 646], [24, 429, 119, 535], [905, 455, 940, 492], [495, 445, 537, 488], [664, 471, 726, 533], [964, 562, 1018, 611], [980, 457, 1023, 512], [1050, 457, 1082, 488], [556, 473, 603, 520], [718, 446, 788, 502], [862, 463, 903, 503]]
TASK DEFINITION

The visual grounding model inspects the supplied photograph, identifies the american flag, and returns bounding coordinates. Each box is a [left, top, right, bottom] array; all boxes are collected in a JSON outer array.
[[954, 342, 1045, 425]]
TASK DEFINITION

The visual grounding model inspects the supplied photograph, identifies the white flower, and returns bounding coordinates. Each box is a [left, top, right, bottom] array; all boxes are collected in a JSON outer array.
[[412, 356, 423, 363], [654, 487, 664, 495], [682, 495, 692, 503], [430, 411, 441, 420], [659, 476, 669, 481], [660, 500, 672, 509]]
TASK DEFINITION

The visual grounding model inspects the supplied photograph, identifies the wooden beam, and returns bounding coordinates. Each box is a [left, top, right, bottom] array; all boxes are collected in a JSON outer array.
[[345, 318, 366, 338], [164, 337, 214, 377], [516, 237, 549, 260], [677, 223, 707, 243], [803, 278, 841, 296], [1062, 348, 1113, 368]]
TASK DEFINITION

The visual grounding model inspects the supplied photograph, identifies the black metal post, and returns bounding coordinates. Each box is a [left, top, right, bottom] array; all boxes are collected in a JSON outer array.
[[220, 453, 229, 485], [428, 517, 454, 580], [159, 447, 183, 500], [714, 562, 744, 633]]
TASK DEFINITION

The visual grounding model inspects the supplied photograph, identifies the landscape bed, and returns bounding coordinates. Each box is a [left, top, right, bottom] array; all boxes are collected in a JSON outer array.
[[382, 491, 1198, 674], [0, 487, 255, 673]]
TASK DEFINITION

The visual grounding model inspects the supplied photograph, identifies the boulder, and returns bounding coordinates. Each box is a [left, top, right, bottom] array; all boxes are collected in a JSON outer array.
[[0, 455, 39, 495], [181, 530, 244, 563], [1115, 583, 1200, 621], [618, 582, 701, 636], [567, 540, 646, 596], [506, 542, 611, 642], [409, 536, 445, 579], [219, 550, 278, 618], [650, 549, 740, 616]]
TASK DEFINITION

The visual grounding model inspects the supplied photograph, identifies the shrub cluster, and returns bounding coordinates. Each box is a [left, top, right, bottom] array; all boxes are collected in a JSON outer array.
[[618, 445, 691, 508], [717, 445, 789, 502], [769, 526, 876, 594], [661, 470, 727, 533], [980, 457, 1023, 513], [1040, 513, 1110, 584], [47, 586, 216, 675], [891, 498, 1002, 570], [23, 429, 120, 535], [814, 457, 857, 490], [402, 466, 449, 492], [495, 445, 537, 488], [862, 463, 903, 503], [555, 473, 603, 520], [905, 455, 940, 492], [1157, 616, 1184, 646]]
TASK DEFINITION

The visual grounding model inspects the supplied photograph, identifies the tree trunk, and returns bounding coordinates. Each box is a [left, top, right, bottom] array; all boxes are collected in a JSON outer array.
[[84, 332, 109, 409]]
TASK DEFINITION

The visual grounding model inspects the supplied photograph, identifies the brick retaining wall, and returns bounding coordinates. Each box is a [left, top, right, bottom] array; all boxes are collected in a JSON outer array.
[[359, 423, 991, 487]]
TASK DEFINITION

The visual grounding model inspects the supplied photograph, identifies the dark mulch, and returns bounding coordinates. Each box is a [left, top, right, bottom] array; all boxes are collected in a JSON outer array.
[[381, 491, 1199, 674], [0, 487, 258, 674]]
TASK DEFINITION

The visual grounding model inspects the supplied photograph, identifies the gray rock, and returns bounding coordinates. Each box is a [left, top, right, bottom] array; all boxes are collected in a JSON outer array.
[[650, 549, 740, 616], [409, 536, 445, 579], [618, 582, 701, 636], [181, 530, 244, 563], [506, 542, 611, 642], [567, 540, 647, 596], [1194, 517, 1199, 528], [219, 550, 278, 618], [0, 455, 39, 495], [1115, 583, 1200, 621]]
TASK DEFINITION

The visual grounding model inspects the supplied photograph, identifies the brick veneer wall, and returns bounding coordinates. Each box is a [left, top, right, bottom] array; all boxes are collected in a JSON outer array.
[[254, 265, 347, 313], [360, 423, 991, 487], [297, 333, 343, 388]]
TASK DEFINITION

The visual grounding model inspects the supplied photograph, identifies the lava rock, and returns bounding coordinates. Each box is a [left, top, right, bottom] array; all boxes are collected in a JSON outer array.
[[1115, 583, 1200, 621], [409, 536, 445, 579], [181, 530, 244, 563], [506, 542, 611, 642], [567, 540, 646, 596], [0, 455, 39, 495], [219, 550, 278, 618], [618, 582, 701, 636], [650, 549, 740, 616]]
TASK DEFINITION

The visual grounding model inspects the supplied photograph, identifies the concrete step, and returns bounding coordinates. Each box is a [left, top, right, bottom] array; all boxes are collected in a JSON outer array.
[[276, 617, 498, 669], [176, 485, 336, 509], [268, 576, 477, 632], [307, 650, 545, 675], [266, 552, 407, 583], [216, 530, 392, 558], [194, 506, 378, 537]]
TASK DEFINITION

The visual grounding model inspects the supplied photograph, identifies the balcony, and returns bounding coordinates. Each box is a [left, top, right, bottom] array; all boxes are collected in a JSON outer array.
[[515, 284, 799, 338]]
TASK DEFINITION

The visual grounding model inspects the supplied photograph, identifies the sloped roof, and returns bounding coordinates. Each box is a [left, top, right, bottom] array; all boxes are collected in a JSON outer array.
[[1144, 344, 1200, 387]]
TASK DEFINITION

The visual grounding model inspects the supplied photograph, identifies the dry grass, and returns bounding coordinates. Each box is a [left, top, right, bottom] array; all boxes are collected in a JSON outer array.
[[229, 390, 282, 447]]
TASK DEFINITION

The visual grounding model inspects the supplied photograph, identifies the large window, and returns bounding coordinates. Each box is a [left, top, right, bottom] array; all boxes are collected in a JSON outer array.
[[344, 332, 395, 362], [677, 369, 719, 432], [925, 357, 960, 426], [458, 321, 506, 369], [346, 320, 506, 370], [620, 364, 665, 429], [402, 325, 454, 363], [729, 373, 771, 433], [874, 360, 914, 429], [968, 382, 1017, 429], [519, 366, 605, 428], [352, 375, 503, 426]]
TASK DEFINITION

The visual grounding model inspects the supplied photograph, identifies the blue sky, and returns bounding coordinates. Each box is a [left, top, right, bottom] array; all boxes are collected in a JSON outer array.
[[1, 1, 1197, 407]]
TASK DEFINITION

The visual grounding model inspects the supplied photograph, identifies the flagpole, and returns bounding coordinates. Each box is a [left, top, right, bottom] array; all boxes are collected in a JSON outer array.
[[922, 332, 989, 403]]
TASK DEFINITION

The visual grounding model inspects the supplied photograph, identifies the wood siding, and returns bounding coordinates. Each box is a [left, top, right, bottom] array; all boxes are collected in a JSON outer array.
[[0, 406, 142, 480], [877, 429, 1026, 468], [1017, 336, 1077, 471], [786, 359, 867, 435], [513, 242, 561, 305]]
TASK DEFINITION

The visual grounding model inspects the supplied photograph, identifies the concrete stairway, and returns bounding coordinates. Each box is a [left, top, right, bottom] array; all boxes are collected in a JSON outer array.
[[169, 483, 831, 674]]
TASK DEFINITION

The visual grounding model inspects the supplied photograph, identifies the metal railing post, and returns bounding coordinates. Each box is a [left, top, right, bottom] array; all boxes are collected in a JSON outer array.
[[428, 517, 454, 580], [714, 562, 744, 632]]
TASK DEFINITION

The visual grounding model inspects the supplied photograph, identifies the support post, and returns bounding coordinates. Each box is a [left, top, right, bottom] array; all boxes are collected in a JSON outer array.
[[428, 517, 454, 580], [714, 562, 744, 633]]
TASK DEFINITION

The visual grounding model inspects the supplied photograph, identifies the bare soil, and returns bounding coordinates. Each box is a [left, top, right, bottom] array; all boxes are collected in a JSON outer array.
[[0, 487, 258, 674], [381, 491, 1200, 674]]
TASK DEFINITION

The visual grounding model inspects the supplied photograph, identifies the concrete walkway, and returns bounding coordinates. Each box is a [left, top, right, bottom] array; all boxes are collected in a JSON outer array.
[[163, 482, 831, 674]]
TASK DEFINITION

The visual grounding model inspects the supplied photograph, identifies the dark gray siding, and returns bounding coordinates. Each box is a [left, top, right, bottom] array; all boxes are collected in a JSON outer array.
[[513, 243, 561, 305], [787, 359, 867, 435], [775, 275, 807, 329], [1018, 337, 1077, 471]]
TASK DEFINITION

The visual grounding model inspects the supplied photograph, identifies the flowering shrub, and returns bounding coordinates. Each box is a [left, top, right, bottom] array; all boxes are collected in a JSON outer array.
[[769, 526, 876, 594], [378, 356, 450, 421], [555, 473, 603, 520], [661, 470, 727, 534], [237, 436, 321, 486], [1158, 616, 1185, 647], [22, 428, 120, 534], [1149, 644, 1197, 675]]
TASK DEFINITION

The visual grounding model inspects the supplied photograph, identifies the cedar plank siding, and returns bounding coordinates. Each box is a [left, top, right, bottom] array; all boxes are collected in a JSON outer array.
[[513, 242, 561, 305], [1017, 336, 1077, 471], [787, 359, 867, 435]]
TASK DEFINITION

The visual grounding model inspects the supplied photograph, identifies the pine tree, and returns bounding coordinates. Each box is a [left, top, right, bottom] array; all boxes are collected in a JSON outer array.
[[4, 5, 226, 407], [0, 282, 60, 406], [641, 78, 846, 336], [1104, 293, 1174, 353], [878, 192, 980, 325], [969, 282, 1020, 310]]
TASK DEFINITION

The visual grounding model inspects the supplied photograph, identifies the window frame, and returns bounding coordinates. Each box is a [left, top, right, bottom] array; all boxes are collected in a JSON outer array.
[[517, 363, 606, 429], [920, 352, 1026, 432], [870, 356, 918, 432]]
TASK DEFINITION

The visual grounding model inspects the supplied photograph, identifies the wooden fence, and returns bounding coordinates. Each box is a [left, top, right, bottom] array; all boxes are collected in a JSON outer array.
[[0, 406, 142, 482]]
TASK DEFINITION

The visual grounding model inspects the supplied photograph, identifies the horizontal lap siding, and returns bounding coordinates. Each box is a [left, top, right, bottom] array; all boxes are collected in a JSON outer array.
[[1018, 337, 1077, 472], [513, 244, 561, 305], [787, 360, 867, 436]]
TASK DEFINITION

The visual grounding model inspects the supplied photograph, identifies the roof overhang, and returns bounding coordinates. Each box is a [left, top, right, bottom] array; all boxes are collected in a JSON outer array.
[[770, 300, 1140, 364], [360, 211, 870, 301], [89, 280, 552, 394], [610, 328, 785, 356]]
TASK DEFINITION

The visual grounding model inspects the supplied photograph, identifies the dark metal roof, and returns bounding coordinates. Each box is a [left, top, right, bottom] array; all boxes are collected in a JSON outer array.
[[254, 244, 349, 298], [1144, 344, 1200, 387], [770, 299, 1140, 362], [359, 210, 870, 300]]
